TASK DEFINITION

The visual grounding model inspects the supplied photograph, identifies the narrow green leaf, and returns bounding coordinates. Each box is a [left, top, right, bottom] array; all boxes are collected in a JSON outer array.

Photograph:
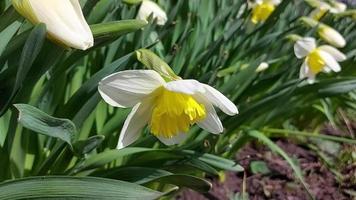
[[93, 167, 173, 184], [0, 6, 20, 32], [181, 150, 244, 172], [73, 135, 105, 156], [122, 0, 143, 5], [152, 174, 212, 193]]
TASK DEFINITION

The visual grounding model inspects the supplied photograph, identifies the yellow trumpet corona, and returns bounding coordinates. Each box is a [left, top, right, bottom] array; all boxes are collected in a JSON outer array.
[[250, 0, 281, 24]]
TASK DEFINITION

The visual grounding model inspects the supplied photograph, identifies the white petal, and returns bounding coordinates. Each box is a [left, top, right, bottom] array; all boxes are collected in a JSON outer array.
[[117, 102, 152, 149], [137, 0, 168, 25], [300, 61, 316, 83], [266, 0, 281, 5], [196, 101, 223, 134], [294, 37, 316, 58], [255, 0, 264, 5], [323, 66, 332, 73], [98, 70, 165, 108], [319, 51, 341, 72], [318, 45, 346, 62], [157, 132, 188, 146], [164, 79, 205, 95], [201, 84, 238, 116], [28, 0, 94, 50], [319, 2, 331, 9]]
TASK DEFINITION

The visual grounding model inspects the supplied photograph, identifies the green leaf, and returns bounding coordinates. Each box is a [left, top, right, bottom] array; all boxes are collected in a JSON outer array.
[[14, 104, 77, 147], [0, 176, 164, 200], [95, 167, 211, 192], [250, 161, 270, 175], [0, 6, 20, 32], [152, 174, 212, 193], [79, 148, 243, 173], [122, 0, 143, 5], [73, 135, 105, 156], [93, 167, 173, 184], [181, 150, 244, 172], [79, 148, 159, 171]]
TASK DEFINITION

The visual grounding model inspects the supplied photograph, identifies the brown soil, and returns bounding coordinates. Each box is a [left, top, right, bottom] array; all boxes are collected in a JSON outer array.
[[176, 124, 356, 200]]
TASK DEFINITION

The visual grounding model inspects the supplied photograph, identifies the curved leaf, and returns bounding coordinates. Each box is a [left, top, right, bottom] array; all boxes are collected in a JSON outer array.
[[14, 104, 76, 147]]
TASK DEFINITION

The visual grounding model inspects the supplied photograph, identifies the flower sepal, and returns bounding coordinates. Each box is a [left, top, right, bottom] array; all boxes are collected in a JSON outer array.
[[136, 49, 181, 81]]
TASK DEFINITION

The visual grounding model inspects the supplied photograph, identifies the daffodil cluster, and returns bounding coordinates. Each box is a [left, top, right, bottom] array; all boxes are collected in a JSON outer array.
[[9, 0, 350, 150], [292, 0, 348, 83]]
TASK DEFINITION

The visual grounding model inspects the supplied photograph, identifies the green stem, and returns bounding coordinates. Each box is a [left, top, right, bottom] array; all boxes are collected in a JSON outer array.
[[263, 128, 356, 144]]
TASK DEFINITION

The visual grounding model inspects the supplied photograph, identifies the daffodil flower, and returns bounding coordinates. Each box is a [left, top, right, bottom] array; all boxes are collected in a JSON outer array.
[[309, 0, 346, 20], [98, 70, 238, 149], [250, 0, 281, 24], [12, 0, 93, 50], [137, 0, 168, 26], [294, 37, 346, 82]]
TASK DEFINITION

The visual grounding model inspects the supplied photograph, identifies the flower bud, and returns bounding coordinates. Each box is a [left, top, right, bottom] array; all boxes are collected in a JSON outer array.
[[12, 0, 94, 50], [256, 62, 269, 72], [318, 25, 346, 48], [137, 0, 167, 26]]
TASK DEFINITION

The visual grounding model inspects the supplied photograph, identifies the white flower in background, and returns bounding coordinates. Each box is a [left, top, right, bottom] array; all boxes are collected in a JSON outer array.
[[12, 0, 94, 50], [98, 70, 238, 149], [250, 0, 281, 24], [137, 0, 168, 26], [309, 0, 347, 20], [256, 62, 269, 72], [318, 25, 346, 48], [294, 37, 346, 82]]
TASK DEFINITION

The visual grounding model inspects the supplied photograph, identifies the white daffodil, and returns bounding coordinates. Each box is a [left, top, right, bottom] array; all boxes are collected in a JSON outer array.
[[318, 25, 346, 48], [12, 0, 93, 50], [98, 70, 238, 149], [250, 0, 281, 24], [294, 37, 346, 82], [137, 0, 168, 26], [309, 0, 347, 20]]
